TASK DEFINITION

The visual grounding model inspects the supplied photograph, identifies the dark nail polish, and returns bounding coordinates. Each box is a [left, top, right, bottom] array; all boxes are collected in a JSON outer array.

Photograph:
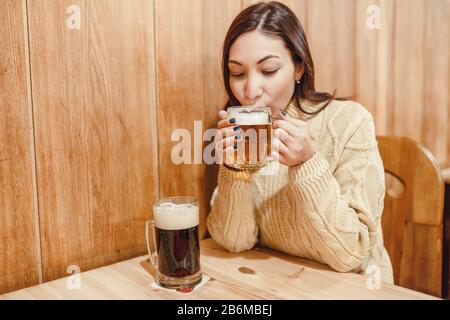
[[233, 144, 238, 150], [229, 118, 236, 124], [233, 126, 241, 132]]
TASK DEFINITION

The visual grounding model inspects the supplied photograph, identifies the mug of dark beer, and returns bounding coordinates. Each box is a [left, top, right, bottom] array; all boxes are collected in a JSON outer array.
[[226, 106, 272, 169], [145, 196, 202, 289]]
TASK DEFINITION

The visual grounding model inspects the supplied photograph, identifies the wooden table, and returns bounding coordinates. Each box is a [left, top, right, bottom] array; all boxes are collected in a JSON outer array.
[[0, 239, 438, 300]]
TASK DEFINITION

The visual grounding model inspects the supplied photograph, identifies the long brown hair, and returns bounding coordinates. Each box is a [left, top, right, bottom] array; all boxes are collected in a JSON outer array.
[[222, 1, 336, 115]]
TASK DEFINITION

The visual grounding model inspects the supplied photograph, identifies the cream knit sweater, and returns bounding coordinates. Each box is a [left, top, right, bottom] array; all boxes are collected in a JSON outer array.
[[207, 99, 394, 283]]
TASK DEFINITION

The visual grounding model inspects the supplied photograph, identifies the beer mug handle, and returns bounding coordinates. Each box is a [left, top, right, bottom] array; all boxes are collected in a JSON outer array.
[[145, 220, 158, 268]]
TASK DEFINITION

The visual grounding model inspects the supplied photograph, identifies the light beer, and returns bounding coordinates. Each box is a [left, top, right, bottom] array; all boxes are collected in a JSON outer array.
[[227, 106, 272, 169]]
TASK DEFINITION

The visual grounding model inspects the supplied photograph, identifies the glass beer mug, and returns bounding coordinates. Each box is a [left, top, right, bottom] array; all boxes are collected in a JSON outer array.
[[145, 196, 202, 289], [226, 106, 273, 169]]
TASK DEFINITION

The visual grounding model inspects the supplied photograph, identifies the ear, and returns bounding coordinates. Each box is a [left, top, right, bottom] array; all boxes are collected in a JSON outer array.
[[295, 62, 305, 81]]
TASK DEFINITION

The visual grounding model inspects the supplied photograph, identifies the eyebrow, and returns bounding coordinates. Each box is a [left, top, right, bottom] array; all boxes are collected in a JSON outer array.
[[228, 55, 281, 66]]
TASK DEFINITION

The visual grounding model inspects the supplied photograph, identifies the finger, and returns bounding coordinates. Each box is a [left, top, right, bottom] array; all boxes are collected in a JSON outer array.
[[215, 129, 242, 150], [218, 110, 239, 129], [273, 127, 294, 144], [221, 133, 242, 149], [218, 117, 238, 129], [282, 113, 307, 127], [270, 149, 280, 161], [271, 150, 288, 165], [215, 125, 242, 145], [273, 137, 295, 163], [220, 125, 242, 139], [273, 119, 299, 137], [219, 110, 227, 120], [272, 136, 289, 155]]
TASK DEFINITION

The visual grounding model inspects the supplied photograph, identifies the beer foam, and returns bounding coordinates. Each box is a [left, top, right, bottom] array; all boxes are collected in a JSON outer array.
[[233, 112, 269, 125], [153, 203, 199, 230]]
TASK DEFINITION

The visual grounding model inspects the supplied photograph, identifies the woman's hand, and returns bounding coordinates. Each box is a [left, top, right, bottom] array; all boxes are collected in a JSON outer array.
[[214, 110, 242, 164], [272, 111, 316, 167]]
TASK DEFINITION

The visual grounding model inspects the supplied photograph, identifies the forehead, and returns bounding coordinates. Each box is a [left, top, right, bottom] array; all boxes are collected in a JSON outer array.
[[229, 31, 289, 63]]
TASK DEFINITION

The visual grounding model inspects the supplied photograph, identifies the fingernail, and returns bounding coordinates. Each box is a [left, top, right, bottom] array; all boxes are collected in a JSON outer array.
[[233, 126, 241, 132], [235, 134, 242, 140], [229, 118, 236, 124], [233, 144, 238, 150]]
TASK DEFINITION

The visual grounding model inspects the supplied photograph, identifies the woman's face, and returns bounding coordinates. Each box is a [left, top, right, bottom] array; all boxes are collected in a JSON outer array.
[[228, 30, 303, 113]]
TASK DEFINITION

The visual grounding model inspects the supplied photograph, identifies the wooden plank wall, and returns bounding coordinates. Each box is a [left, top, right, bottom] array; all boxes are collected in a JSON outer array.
[[26, 0, 159, 282], [0, 0, 449, 294], [0, 0, 41, 294]]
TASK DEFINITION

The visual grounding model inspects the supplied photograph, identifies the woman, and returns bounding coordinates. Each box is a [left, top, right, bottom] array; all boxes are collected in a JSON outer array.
[[206, 1, 394, 283]]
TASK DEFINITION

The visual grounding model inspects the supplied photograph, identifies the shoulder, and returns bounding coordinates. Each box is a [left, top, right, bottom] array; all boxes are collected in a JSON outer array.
[[323, 99, 374, 124], [321, 100, 376, 144]]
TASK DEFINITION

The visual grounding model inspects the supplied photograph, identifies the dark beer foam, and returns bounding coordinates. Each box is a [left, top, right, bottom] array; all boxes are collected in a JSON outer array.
[[154, 203, 199, 230]]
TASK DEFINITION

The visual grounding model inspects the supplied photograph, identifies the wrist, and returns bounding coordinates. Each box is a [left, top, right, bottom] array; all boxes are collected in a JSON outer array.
[[290, 150, 317, 167], [288, 152, 328, 180]]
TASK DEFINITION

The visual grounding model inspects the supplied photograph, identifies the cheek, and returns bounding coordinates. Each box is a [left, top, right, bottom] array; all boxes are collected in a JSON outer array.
[[230, 81, 243, 101], [267, 73, 295, 104]]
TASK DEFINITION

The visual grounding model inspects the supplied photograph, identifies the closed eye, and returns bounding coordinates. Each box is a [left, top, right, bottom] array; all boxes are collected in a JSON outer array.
[[262, 69, 279, 76], [230, 69, 279, 78]]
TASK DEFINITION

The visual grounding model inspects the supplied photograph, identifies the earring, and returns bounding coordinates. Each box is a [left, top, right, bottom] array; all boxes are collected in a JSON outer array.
[[296, 80, 300, 84]]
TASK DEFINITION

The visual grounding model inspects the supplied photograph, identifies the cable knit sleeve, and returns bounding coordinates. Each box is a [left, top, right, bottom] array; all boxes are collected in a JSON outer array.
[[287, 114, 385, 272], [206, 165, 259, 252]]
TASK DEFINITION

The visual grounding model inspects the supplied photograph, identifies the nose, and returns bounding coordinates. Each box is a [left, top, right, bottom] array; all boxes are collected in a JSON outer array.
[[244, 74, 263, 103]]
